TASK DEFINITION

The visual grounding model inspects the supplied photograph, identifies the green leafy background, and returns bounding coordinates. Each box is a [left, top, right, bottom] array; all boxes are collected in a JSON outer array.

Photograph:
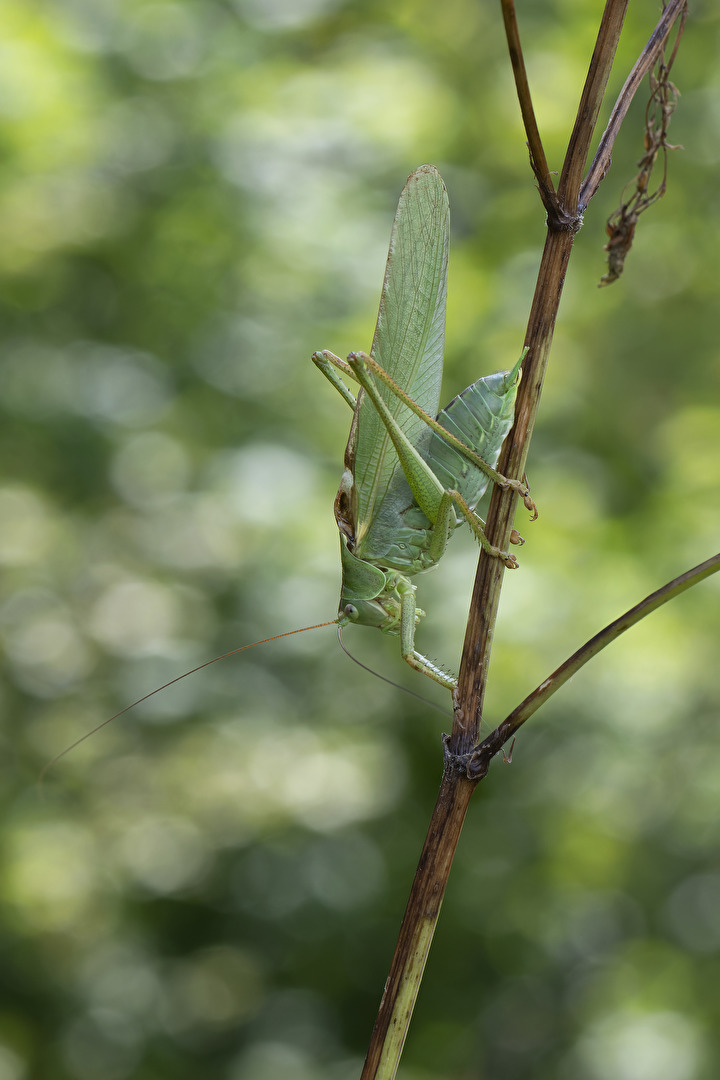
[[2, 1, 719, 1078]]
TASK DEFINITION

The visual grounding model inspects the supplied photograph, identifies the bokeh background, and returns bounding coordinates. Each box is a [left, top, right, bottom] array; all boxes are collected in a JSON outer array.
[[1, 1, 719, 1078]]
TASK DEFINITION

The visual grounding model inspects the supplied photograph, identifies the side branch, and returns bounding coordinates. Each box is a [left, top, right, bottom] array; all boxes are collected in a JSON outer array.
[[500, 0, 554, 210], [558, 0, 630, 214], [464, 552, 720, 777], [580, 0, 688, 209]]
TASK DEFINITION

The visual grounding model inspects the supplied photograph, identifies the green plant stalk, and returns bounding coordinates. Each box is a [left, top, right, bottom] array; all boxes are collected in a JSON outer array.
[[361, 775, 474, 1079]]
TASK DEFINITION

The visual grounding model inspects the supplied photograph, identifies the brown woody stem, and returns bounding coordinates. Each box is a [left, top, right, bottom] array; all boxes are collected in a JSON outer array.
[[360, 2, 694, 1076]]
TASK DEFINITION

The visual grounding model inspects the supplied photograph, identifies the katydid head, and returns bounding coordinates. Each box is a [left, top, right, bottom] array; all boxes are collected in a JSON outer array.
[[339, 596, 401, 633]]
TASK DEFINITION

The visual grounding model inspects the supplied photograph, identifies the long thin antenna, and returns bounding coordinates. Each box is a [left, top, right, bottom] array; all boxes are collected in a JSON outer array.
[[40, 620, 339, 783]]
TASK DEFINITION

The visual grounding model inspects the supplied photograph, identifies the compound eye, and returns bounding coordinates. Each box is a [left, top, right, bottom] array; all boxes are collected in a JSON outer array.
[[343, 604, 359, 622]]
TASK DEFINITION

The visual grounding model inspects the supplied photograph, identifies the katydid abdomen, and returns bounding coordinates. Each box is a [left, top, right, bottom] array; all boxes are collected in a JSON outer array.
[[357, 361, 522, 573], [425, 361, 522, 510]]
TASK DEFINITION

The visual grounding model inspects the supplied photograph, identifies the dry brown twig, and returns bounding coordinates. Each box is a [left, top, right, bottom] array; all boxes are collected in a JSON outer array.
[[599, 2, 688, 285]]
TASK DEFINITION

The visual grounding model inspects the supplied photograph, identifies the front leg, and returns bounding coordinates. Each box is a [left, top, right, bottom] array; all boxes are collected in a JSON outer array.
[[312, 350, 359, 410], [397, 577, 457, 690]]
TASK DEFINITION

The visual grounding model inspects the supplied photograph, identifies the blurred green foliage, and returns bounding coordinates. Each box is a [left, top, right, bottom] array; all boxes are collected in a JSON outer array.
[[1, 1, 719, 1078]]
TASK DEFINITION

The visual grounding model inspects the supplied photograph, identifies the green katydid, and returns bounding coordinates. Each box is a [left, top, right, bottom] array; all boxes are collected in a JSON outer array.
[[43, 165, 535, 777], [313, 164, 535, 691]]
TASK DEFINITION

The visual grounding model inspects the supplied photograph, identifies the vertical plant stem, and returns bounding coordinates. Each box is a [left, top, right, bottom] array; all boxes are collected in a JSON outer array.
[[558, 0, 629, 205], [359, 774, 474, 1080], [453, 228, 574, 754], [456, 0, 631, 751], [359, 0, 690, 1074]]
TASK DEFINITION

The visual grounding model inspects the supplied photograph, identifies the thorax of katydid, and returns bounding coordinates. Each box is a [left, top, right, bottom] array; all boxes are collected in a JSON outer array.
[[353, 482, 447, 572]]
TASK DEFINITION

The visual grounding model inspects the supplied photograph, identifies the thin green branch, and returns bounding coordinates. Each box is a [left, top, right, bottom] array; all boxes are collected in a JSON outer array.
[[462, 552, 720, 777]]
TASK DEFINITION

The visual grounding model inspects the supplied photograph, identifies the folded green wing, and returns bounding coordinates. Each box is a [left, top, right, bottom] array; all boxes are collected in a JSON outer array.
[[353, 165, 449, 553]]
